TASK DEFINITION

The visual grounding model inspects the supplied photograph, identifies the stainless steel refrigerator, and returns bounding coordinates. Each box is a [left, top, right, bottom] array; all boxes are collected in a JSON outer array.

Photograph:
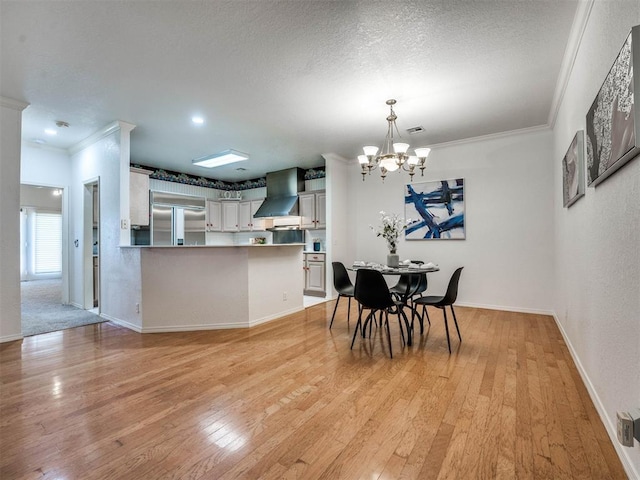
[[150, 192, 206, 246]]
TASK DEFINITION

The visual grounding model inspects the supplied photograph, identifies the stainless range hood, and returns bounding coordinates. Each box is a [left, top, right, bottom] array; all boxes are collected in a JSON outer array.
[[253, 167, 305, 218]]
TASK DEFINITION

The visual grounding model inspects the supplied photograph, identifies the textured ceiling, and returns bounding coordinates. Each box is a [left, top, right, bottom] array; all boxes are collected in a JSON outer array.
[[1, 0, 578, 181]]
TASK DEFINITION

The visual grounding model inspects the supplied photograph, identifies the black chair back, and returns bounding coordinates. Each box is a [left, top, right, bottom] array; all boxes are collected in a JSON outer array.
[[355, 269, 393, 310], [332, 262, 354, 294], [442, 267, 464, 305]]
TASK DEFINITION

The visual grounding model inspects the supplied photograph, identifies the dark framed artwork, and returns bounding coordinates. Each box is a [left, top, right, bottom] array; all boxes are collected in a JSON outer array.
[[586, 25, 640, 187], [404, 179, 465, 240], [562, 130, 585, 207]]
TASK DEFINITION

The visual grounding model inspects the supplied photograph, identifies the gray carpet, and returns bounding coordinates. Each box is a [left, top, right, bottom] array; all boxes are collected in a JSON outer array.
[[21, 279, 106, 336]]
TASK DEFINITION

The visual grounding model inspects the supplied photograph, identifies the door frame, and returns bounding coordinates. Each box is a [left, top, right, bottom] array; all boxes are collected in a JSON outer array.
[[19, 182, 70, 305]]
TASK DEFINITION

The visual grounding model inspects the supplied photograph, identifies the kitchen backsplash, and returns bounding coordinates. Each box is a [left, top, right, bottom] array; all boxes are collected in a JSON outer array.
[[305, 229, 326, 251]]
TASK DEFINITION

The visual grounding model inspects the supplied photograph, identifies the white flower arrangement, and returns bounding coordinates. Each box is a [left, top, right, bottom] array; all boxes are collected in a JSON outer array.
[[370, 211, 406, 254]]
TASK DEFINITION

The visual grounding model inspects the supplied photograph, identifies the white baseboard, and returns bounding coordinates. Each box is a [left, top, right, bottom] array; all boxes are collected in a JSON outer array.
[[455, 301, 554, 316], [141, 322, 250, 333], [70, 301, 83, 309], [100, 313, 142, 333], [104, 306, 306, 334], [0, 333, 23, 343], [552, 313, 639, 480], [250, 306, 306, 327]]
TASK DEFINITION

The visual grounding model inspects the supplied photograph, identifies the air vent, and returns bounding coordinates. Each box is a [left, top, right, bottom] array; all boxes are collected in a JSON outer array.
[[406, 126, 425, 134]]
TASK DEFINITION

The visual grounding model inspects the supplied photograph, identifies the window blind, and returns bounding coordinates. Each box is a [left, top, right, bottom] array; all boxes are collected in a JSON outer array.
[[35, 213, 62, 274]]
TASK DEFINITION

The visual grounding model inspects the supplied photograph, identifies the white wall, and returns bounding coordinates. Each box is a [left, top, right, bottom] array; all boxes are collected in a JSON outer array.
[[0, 98, 28, 342], [68, 123, 141, 326], [553, 1, 640, 476], [325, 154, 354, 298], [348, 128, 555, 313], [21, 143, 71, 187]]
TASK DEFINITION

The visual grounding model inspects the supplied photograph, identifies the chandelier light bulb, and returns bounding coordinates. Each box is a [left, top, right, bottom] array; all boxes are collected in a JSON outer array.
[[393, 143, 409, 155], [357, 154, 369, 164], [414, 147, 431, 158], [380, 157, 399, 172], [407, 156, 419, 166], [363, 145, 379, 157]]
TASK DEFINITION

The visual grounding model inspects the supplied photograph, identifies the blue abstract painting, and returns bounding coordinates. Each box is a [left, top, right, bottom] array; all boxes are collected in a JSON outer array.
[[404, 179, 465, 240]]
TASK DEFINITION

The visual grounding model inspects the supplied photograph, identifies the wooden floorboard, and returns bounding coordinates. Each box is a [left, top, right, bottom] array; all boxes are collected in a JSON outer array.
[[0, 302, 628, 479]]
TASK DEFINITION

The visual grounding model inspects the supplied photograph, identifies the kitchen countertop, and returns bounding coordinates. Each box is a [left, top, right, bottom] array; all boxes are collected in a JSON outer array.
[[121, 243, 305, 248]]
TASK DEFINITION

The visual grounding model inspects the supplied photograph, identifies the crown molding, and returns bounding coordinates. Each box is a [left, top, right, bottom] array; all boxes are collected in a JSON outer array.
[[0, 96, 29, 111], [427, 124, 551, 150], [22, 140, 69, 154], [547, 0, 595, 128], [68, 120, 136, 156], [321, 152, 351, 165]]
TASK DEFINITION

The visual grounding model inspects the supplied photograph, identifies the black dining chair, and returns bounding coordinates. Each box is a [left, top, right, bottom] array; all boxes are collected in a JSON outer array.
[[390, 260, 428, 330], [351, 268, 409, 358], [330, 262, 355, 329], [413, 267, 464, 353]]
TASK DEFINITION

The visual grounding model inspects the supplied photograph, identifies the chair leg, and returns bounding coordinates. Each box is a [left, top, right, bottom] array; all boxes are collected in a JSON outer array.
[[347, 297, 352, 325], [350, 306, 363, 349], [385, 311, 393, 358], [442, 306, 451, 353], [451, 305, 461, 342], [397, 312, 405, 347], [330, 295, 341, 329], [399, 308, 411, 346], [424, 305, 431, 326]]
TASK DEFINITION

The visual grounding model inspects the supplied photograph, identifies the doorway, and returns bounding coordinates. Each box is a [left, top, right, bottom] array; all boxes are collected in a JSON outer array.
[[83, 180, 100, 311]]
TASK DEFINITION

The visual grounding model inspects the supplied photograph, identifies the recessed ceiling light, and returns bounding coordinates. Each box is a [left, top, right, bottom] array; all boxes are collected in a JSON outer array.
[[45, 128, 57, 136], [193, 149, 249, 168], [192, 116, 205, 125], [31, 138, 46, 144]]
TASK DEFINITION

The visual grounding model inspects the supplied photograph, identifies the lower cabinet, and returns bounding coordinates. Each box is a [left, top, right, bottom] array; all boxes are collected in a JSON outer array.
[[303, 252, 325, 297]]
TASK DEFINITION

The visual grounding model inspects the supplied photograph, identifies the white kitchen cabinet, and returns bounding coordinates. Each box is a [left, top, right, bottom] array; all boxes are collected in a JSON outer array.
[[299, 190, 326, 229], [250, 199, 265, 231], [221, 201, 239, 232], [130, 168, 151, 226], [239, 199, 265, 231], [303, 252, 325, 296], [206, 200, 222, 232]]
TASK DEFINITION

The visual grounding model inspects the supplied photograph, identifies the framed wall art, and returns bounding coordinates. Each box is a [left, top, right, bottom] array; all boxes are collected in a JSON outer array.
[[404, 179, 465, 240], [586, 25, 640, 187], [562, 130, 585, 207]]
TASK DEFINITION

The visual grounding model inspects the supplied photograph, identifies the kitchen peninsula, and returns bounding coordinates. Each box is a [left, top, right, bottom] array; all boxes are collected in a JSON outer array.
[[118, 243, 304, 333]]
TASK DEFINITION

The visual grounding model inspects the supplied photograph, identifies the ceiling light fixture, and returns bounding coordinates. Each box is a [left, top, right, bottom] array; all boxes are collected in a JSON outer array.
[[44, 128, 57, 136], [192, 149, 249, 168], [358, 99, 431, 182], [192, 116, 205, 125]]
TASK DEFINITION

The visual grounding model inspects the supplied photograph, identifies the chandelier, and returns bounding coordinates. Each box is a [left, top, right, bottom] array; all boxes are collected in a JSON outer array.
[[358, 99, 431, 181]]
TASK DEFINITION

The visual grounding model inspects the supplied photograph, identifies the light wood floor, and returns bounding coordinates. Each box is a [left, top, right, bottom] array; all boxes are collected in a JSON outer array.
[[0, 302, 627, 479]]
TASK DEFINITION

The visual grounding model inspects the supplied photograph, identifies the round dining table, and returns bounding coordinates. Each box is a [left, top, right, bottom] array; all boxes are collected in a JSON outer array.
[[347, 263, 440, 346]]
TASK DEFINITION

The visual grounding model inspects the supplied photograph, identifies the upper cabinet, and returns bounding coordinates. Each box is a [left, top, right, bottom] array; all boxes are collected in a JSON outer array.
[[222, 201, 239, 232], [239, 199, 265, 231], [130, 167, 151, 226], [299, 190, 326, 229], [206, 200, 222, 232]]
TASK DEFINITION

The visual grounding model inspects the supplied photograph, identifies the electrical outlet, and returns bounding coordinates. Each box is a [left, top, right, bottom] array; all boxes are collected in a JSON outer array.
[[135, 303, 140, 313], [121, 218, 129, 229], [283, 292, 287, 301], [617, 411, 634, 447]]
